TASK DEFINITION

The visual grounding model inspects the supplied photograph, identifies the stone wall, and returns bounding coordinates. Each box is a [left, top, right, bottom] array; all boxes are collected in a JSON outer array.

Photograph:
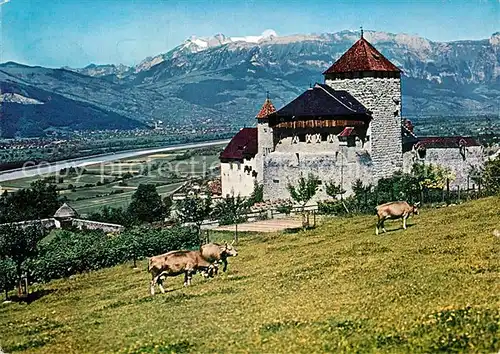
[[221, 157, 258, 197], [325, 76, 403, 180], [403, 146, 484, 188], [263, 149, 373, 201], [255, 120, 274, 183], [71, 219, 124, 233]]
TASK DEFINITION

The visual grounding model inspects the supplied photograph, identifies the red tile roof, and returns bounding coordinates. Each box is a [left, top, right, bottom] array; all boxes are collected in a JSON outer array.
[[220, 128, 258, 161], [323, 37, 400, 74], [338, 127, 357, 137], [256, 98, 276, 119], [415, 136, 480, 149]]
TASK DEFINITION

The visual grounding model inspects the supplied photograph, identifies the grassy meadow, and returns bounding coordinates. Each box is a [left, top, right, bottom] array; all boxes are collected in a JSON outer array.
[[0, 197, 499, 353]]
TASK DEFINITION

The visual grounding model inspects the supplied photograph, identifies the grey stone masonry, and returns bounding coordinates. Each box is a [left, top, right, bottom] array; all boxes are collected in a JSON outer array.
[[256, 119, 274, 183], [325, 76, 403, 180], [263, 149, 374, 201], [403, 146, 484, 188]]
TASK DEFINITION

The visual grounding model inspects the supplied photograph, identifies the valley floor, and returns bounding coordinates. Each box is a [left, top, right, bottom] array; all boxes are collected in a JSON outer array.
[[1, 197, 499, 353]]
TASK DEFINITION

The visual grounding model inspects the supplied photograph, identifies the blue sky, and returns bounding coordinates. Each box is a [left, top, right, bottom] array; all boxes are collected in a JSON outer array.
[[0, 0, 498, 68]]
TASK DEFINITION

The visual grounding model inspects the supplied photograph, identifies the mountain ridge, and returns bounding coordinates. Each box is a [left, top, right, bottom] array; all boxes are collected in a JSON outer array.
[[1, 30, 498, 137]]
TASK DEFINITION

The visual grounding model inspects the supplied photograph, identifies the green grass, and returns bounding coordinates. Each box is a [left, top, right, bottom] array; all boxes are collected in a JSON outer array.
[[70, 181, 185, 214], [1, 197, 499, 353]]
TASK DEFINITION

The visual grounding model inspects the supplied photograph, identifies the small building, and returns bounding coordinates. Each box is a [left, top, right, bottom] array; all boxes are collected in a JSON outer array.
[[0, 202, 124, 233], [53, 202, 79, 228]]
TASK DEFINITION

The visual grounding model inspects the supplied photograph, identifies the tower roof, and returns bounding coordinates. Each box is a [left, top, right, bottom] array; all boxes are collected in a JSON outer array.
[[323, 37, 400, 74], [54, 203, 79, 219], [256, 98, 276, 119]]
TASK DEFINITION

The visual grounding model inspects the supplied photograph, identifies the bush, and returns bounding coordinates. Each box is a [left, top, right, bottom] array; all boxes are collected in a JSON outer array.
[[276, 203, 293, 215], [31, 226, 199, 283], [0, 258, 16, 299]]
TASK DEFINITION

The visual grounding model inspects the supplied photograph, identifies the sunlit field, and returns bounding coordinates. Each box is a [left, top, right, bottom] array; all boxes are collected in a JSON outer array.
[[0, 147, 222, 215], [1, 197, 499, 353]]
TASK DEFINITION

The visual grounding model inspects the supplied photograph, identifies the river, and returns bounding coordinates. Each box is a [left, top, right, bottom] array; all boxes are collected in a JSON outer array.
[[0, 139, 230, 183]]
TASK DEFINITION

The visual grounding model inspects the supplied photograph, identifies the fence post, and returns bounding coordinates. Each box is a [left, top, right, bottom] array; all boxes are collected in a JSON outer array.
[[446, 178, 450, 204]]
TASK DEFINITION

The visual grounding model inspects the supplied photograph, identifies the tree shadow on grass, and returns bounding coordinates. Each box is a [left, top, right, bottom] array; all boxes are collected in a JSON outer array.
[[8, 289, 56, 304]]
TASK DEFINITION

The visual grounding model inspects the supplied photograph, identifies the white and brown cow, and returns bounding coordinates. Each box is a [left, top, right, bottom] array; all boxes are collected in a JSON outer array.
[[375, 201, 420, 235], [148, 250, 212, 295]]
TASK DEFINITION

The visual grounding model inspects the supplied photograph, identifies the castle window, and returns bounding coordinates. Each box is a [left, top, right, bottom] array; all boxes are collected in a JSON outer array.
[[296, 152, 300, 164], [394, 110, 399, 117], [252, 171, 258, 178], [417, 148, 426, 159], [321, 132, 328, 141], [273, 179, 280, 184]]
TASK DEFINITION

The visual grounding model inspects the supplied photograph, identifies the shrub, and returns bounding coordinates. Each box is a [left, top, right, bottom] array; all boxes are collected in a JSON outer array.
[[31, 226, 198, 283]]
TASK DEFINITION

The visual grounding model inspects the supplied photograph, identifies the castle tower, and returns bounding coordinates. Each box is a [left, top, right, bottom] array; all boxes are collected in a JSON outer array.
[[255, 96, 276, 182], [323, 32, 403, 179]]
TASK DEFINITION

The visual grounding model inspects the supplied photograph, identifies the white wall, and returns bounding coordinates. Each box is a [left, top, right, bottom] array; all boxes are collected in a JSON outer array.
[[221, 157, 258, 197]]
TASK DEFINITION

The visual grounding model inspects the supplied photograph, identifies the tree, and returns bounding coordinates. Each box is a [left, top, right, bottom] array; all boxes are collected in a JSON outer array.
[[325, 181, 345, 200], [163, 195, 173, 219], [0, 180, 60, 223], [175, 192, 212, 242], [0, 259, 16, 301], [0, 224, 45, 297], [412, 163, 455, 190], [127, 184, 165, 223], [89, 206, 134, 228], [287, 174, 320, 228], [212, 194, 249, 243], [248, 181, 264, 206], [472, 156, 500, 195]]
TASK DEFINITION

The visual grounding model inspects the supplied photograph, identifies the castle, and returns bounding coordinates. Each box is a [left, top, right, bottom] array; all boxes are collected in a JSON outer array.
[[220, 34, 483, 200]]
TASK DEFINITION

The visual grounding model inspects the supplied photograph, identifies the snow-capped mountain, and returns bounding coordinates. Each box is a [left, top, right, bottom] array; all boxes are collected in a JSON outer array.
[[1, 30, 498, 137]]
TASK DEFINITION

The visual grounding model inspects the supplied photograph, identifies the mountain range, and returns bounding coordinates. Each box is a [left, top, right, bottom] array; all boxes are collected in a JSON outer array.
[[1, 29, 499, 138]]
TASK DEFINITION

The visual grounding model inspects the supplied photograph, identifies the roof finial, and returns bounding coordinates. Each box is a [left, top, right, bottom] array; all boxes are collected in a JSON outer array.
[[360, 26, 364, 38]]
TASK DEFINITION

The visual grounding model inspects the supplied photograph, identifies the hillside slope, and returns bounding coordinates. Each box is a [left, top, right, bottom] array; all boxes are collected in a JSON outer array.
[[0, 197, 499, 353]]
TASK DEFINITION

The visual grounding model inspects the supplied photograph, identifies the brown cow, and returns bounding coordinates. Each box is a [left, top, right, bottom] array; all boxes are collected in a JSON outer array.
[[375, 201, 419, 235], [148, 250, 212, 295], [200, 241, 238, 276]]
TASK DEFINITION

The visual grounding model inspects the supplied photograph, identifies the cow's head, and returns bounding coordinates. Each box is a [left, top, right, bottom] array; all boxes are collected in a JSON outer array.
[[221, 240, 238, 257], [412, 202, 420, 215]]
